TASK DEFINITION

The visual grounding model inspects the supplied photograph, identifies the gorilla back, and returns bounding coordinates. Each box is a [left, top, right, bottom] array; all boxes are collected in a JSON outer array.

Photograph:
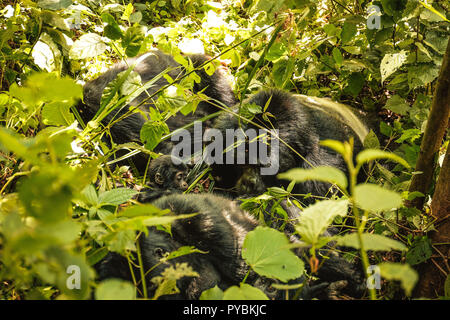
[[78, 49, 236, 172]]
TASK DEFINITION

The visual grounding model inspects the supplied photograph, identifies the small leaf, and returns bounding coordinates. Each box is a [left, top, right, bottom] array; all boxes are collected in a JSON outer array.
[[363, 130, 380, 149], [383, 95, 409, 116], [406, 236, 432, 265], [140, 120, 170, 151], [69, 33, 106, 59], [332, 47, 343, 66], [380, 51, 407, 83], [336, 233, 407, 251], [118, 203, 167, 217], [445, 274, 450, 298], [223, 283, 269, 300], [341, 22, 357, 44], [96, 279, 136, 300], [356, 149, 410, 168], [200, 285, 224, 300], [379, 262, 418, 296], [278, 166, 348, 190], [354, 183, 403, 212], [295, 199, 349, 246], [320, 140, 346, 157], [98, 188, 137, 206]]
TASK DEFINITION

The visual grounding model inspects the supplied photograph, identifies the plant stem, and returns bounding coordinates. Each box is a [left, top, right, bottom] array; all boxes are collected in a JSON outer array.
[[135, 237, 148, 299], [347, 152, 377, 300]]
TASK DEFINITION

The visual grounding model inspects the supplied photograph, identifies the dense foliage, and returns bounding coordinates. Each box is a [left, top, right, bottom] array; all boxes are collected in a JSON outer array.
[[0, 0, 449, 300]]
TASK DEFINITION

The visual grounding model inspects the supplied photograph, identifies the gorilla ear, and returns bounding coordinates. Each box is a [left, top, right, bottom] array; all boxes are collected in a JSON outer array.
[[155, 173, 164, 185]]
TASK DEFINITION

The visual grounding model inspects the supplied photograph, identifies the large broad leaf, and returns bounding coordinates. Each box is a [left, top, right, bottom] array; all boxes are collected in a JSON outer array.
[[223, 283, 269, 300], [41, 101, 75, 126], [336, 233, 407, 251], [69, 33, 106, 59], [354, 183, 403, 212], [295, 199, 349, 246], [278, 166, 348, 191], [379, 262, 418, 296], [242, 226, 304, 282], [96, 279, 136, 300], [98, 188, 138, 206]]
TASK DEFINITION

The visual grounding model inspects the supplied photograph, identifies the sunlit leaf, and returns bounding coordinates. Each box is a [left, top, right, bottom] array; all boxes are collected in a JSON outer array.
[[242, 226, 304, 282]]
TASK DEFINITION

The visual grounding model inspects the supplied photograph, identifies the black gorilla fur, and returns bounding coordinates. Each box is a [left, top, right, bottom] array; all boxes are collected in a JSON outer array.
[[79, 49, 236, 172], [98, 193, 365, 300], [211, 89, 368, 198], [137, 155, 190, 202]]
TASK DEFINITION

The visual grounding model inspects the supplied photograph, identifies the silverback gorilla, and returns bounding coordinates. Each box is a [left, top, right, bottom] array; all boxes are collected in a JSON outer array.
[[98, 193, 365, 300], [78, 49, 236, 173]]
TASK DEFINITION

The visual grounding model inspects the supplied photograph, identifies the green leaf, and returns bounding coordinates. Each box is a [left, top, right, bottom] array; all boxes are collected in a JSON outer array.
[[419, 1, 449, 22], [332, 47, 343, 66], [363, 130, 380, 149], [379, 262, 418, 296], [165, 246, 207, 260], [98, 188, 137, 206], [320, 139, 346, 157], [407, 64, 440, 89], [380, 51, 407, 83], [345, 72, 364, 97], [223, 283, 269, 300], [112, 213, 198, 232], [81, 185, 98, 207], [354, 183, 403, 212], [336, 233, 407, 251], [356, 149, 410, 168], [295, 199, 349, 246], [340, 22, 357, 44], [445, 274, 450, 298], [102, 13, 123, 40], [242, 226, 304, 282], [265, 42, 287, 61], [383, 95, 409, 116], [9, 73, 82, 106], [140, 120, 170, 151], [122, 26, 144, 58], [406, 236, 432, 265], [37, 0, 72, 10], [200, 285, 224, 300], [69, 33, 106, 59], [41, 101, 75, 126], [118, 203, 168, 217], [96, 279, 136, 300], [278, 166, 348, 191]]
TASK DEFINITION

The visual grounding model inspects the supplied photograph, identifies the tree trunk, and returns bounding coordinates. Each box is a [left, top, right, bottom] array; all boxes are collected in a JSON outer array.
[[414, 145, 450, 297], [406, 38, 450, 210]]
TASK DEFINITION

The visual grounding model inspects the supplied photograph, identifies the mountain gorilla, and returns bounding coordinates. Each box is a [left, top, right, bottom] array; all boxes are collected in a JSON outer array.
[[210, 89, 369, 199], [78, 49, 236, 173], [137, 155, 190, 202], [97, 193, 365, 300]]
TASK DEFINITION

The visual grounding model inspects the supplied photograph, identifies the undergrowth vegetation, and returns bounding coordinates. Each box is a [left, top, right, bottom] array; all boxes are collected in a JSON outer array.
[[0, 0, 449, 300]]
